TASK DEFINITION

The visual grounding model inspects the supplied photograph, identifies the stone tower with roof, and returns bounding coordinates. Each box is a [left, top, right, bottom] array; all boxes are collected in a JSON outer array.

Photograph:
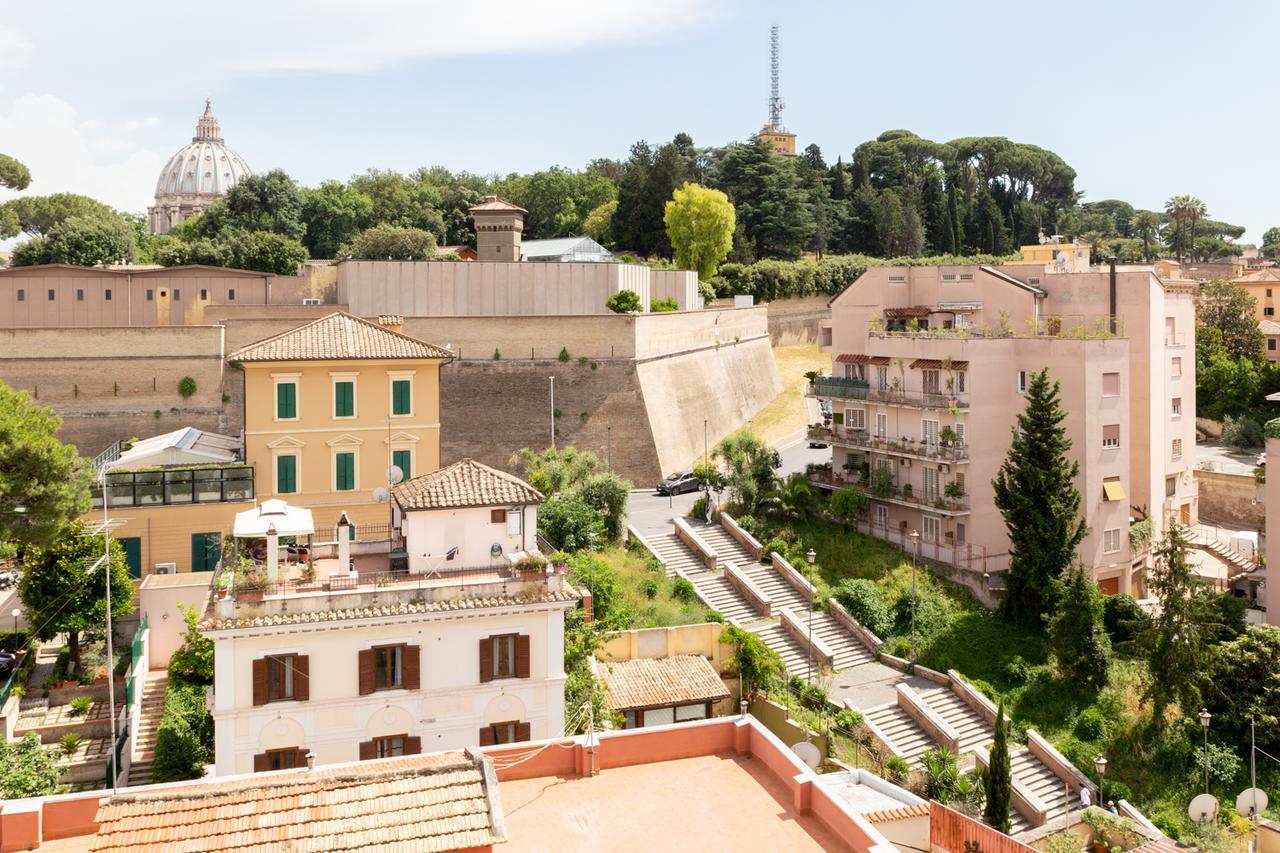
[[469, 195, 527, 262]]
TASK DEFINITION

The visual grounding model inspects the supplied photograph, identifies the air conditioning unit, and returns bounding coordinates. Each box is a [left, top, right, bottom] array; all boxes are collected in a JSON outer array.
[[900, 458, 911, 468], [302, 298, 321, 306], [939, 463, 950, 473], [154, 562, 176, 575]]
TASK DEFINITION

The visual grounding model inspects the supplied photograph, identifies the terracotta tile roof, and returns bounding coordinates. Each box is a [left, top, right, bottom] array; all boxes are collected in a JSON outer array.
[[861, 803, 930, 823], [91, 751, 506, 853], [910, 358, 968, 370], [229, 312, 453, 363], [1236, 268, 1280, 282], [834, 354, 890, 365], [470, 195, 527, 213], [201, 587, 578, 632], [599, 655, 729, 711], [1260, 319, 1280, 336], [393, 458, 544, 511], [1130, 841, 1181, 853]]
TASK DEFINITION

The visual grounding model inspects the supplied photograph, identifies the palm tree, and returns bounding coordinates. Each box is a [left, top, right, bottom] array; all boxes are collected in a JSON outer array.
[[758, 473, 817, 527], [1187, 197, 1208, 262], [1130, 210, 1161, 262], [1164, 195, 1192, 262]]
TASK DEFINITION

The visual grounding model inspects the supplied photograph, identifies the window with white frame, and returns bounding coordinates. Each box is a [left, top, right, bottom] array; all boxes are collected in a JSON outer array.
[[843, 363, 866, 381], [923, 515, 941, 543], [1016, 371, 1028, 394], [506, 510, 521, 537], [923, 468, 940, 501], [922, 419, 940, 448], [954, 422, 965, 445], [1103, 424, 1120, 448], [1171, 397, 1182, 418], [875, 504, 888, 527], [846, 408, 866, 431], [1103, 528, 1121, 554], [876, 412, 888, 438], [956, 371, 966, 393]]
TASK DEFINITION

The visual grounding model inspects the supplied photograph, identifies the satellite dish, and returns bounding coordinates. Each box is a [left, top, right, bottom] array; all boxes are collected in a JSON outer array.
[[1237, 788, 1269, 817], [372, 487, 390, 504], [386, 465, 404, 485], [791, 741, 820, 769], [1189, 793, 1219, 823]]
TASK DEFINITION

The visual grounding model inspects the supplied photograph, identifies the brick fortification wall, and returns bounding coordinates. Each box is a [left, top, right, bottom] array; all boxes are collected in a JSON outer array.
[[0, 327, 229, 456], [0, 308, 782, 483]]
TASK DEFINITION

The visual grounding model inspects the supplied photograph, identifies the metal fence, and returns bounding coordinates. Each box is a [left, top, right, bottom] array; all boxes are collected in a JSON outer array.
[[91, 466, 255, 509]]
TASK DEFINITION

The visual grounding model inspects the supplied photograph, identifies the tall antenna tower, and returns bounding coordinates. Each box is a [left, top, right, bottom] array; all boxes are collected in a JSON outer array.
[[767, 24, 784, 130]]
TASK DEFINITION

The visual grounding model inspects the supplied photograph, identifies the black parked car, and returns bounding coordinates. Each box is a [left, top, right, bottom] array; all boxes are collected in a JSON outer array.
[[656, 471, 700, 495], [0, 653, 16, 679]]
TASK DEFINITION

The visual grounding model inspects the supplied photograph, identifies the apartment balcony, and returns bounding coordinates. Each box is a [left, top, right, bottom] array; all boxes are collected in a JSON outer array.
[[807, 377, 969, 411], [806, 464, 970, 516], [807, 425, 969, 463], [866, 312, 1125, 340], [1164, 333, 1186, 348]]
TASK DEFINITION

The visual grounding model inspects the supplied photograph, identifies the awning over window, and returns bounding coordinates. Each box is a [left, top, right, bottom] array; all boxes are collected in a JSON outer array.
[[884, 306, 931, 319], [835, 354, 892, 365], [910, 359, 969, 371], [1102, 479, 1126, 502]]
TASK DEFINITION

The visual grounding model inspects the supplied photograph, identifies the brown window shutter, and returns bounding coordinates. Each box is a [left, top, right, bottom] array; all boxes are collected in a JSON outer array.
[[490, 508, 505, 524], [403, 645, 421, 691], [252, 658, 268, 706], [515, 635, 531, 679], [479, 727, 495, 747], [478, 638, 493, 683], [515, 722, 531, 743], [253, 753, 269, 772], [358, 649, 375, 696], [404, 736, 422, 756], [294, 656, 310, 701], [359, 740, 375, 761]]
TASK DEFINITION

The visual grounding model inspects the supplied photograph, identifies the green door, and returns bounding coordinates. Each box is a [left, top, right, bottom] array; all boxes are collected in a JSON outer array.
[[191, 532, 220, 572], [392, 449, 411, 480], [119, 537, 142, 579]]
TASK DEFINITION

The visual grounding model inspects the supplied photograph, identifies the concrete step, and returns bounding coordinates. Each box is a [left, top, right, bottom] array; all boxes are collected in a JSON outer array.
[[865, 705, 934, 763], [747, 622, 814, 677], [691, 523, 759, 568], [740, 565, 810, 612], [694, 575, 758, 623], [916, 686, 992, 752]]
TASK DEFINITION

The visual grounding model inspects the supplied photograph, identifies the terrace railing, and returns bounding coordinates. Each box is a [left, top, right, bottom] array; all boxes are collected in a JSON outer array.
[[810, 378, 969, 410], [807, 425, 969, 462], [91, 465, 255, 509]]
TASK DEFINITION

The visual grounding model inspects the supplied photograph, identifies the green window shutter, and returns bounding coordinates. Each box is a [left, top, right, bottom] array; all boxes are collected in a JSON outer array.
[[191, 532, 220, 572], [277, 383, 296, 419], [392, 380, 411, 415], [335, 381, 354, 417], [392, 450, 411, 480], [277, 455, 297, 494], [336, 452, 355, 491], [119, 537, 142, 579]]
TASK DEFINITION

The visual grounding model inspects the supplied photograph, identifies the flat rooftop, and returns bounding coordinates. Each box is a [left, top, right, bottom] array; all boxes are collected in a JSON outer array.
[[500, 752, 842, 852]]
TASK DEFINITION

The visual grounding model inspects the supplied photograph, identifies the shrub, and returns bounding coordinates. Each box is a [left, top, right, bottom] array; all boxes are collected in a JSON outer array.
[[1072, 707, 1109, 741], [650, 296, 680, 312], [1002, 655, 1032, 684], [885, 755, 910, 784], [152, 677, 214, 783], [493, 348, 501, 360], [177, 376, 197, 398], [0, 735, 61, 798], [704, 609, 724, 623], [1223, 414, 1264, 448], [573, 472, 632, 544], [605, 290, 642, 313], [671, 576, 697, 604], [566, 553, 621, 625], [834, 579, 891, 637], [688, 495, 711, 520], [60, 732, 81, 756], [638, 576, 660, 600], [834, 708, 863, 731], [1102, 593, 1149, 647], [558, 347, 571, 362], [720, 624, 784, 692], [512, 554, 548, 574], [167, 603, 214, 682], [763, 538, 789, 562], [68, 696, 92, 717], [539, 498, 605, 552], [735, 515, 756, 533]]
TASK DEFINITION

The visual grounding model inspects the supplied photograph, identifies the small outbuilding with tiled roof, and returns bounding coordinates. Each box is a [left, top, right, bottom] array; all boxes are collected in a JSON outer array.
[[393, 459, 546, 575], [597, 654, 730, 729], [229, 311, 454, 363], [90, 749, 507, 853]]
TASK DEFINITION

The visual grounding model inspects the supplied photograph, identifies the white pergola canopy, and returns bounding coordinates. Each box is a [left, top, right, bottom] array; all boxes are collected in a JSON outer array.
[[233, 499, 315, 539]]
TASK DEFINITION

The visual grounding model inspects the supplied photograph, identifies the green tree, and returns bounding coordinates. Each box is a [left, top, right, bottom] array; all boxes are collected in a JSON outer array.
[[0, 734, 61, 799], [167, 602, 214, 682], [710, 137, 814, 259], [1130, 210, 1162, 261], [584, 199, 617, 245], [758, 472, 817, 527], [1, 193, 116, 237], [605, 290, 642, 313], [199, 168, 304, 240], [11, 215, 137, 267], [509, 446, 598, 496], [712, 432, 777, 516], [1197, 279, 1264, 362], [574, 472, 632, 543], [992, 369, 1086, 626], [1164, 195, 1193, 262], [540, 499, 605, 552], [1140, 522, 1212, 722], [18, 521, 136, 672], [720, 624, 784, 693], [1047, 564, 1111, 684], [664, 182, 735, 279], [348, 168, 445, 238], [1262, 227, 1280, 258], [984, 702, 1012, 833], [1202, 625, 1280, 748], [221, 230, 308, 275], [0, 153, 32, 191], [0, 382, 91, 550], [300, 180, 373, 259], [828, 486, 868, 525], [339, 223, 437, 260]]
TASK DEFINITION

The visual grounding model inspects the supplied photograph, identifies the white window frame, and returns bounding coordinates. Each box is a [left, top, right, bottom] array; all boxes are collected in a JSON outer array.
[[953, 422, 965, 446], [330, 371, 359, 420], [271, 372, 301, 423], [922, 515, 941, 543], [876, 366, 889, 389], [1016, 371, 1028, 394], [923, 468, 940, 501], [875, 504, 888, 527], [1102, 425, 1119, 449], [387, 370, 417, 418], [506, 509, 521, 537], [876, 412, 888, 438], [328, 441, 363, 493], [846, 408, 867, 431], [922, 419, 940, 448], [1103, 528, 1121, 554]]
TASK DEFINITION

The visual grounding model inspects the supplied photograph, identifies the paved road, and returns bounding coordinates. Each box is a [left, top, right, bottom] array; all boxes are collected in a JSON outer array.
[[627, 430, 830, 539]]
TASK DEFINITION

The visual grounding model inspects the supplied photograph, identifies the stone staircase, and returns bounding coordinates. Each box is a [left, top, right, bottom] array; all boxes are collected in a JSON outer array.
[[748, 622, 812, 675], [1189, 531, 1254, 577], [127, 671, 170, 787], [811, 612, 877, 670], [1009, 747, 1071, 836], [916, 684, 993, 754], [647, 532, 708, 578], [864, 703, 934, 764]]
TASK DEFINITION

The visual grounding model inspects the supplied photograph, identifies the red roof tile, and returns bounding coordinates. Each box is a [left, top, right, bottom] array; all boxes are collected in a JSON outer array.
[[599, 655, 729, 711]]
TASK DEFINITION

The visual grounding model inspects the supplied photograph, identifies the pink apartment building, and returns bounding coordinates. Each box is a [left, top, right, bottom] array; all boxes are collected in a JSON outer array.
[[810, 263, 1198, 596]]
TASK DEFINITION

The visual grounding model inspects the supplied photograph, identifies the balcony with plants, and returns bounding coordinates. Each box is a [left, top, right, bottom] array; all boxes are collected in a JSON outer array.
[[807, 458, 970, 515], [807, 424, 969, 462], [806, 374, 969, 411]]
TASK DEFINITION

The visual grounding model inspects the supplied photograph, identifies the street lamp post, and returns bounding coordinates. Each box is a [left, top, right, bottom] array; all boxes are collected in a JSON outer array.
[[908, 530, 920, 664], [10, 608, 18, 636], [1094, 754, 1107, 806], [549, 376, 556, 449], [1199, 708, 1212, 794], [806, 548, 817, 682]]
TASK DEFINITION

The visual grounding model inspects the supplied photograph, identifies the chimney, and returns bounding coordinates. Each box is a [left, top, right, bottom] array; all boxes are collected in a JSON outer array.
[[377, 314, 404, 334]]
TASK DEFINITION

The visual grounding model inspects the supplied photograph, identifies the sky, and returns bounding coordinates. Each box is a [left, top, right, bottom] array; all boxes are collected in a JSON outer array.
[[1, 0, 1276, 241]]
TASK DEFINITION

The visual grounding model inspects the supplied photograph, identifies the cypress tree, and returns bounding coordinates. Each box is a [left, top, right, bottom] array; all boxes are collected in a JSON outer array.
[[993, 368, 1086, 626], [947, 189, 964, 253], [984, 701, 1012, 833], [1048, 564, 1111, 685]]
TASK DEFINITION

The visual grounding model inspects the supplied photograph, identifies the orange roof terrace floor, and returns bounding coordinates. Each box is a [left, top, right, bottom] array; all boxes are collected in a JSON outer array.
[[499, 752, 842, 852]]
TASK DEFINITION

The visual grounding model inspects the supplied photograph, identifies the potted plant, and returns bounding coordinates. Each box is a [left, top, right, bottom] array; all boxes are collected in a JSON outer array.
[[902, 483, 913, 498], [237, 570, 269, 602], [944, 480, 964, 500], [939, 426, 958, 447]]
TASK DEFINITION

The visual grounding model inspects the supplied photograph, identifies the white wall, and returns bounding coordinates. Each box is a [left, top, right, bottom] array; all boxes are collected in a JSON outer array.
[[211, 602, 570, 775], [401, 504, 538, 573]]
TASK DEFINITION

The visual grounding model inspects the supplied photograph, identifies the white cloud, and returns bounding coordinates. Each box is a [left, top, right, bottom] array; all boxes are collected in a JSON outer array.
[[0, 94, 163, 215], [0, 27, 34, 72], [6, 1, 720, 83]]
